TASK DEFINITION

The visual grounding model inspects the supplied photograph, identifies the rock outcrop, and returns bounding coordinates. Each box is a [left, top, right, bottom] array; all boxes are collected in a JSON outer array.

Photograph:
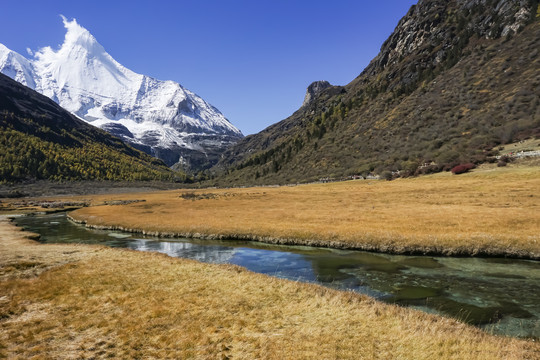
[[302, 81, 332, 107]]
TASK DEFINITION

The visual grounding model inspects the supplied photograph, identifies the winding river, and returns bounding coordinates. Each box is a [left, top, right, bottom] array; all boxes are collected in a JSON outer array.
[[15, 212, 540, 338]]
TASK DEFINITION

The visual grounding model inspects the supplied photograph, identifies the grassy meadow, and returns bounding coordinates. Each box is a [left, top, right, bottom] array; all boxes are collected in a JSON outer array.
[[67, 164, 540, 258], [1, 217, 538, 359]]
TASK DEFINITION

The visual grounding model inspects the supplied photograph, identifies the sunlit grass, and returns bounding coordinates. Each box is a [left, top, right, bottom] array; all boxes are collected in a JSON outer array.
[[70, 164, 540, 258], [1, 218, 537, 359]]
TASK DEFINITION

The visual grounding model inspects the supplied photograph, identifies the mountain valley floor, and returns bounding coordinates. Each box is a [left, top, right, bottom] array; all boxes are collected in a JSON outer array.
[[0, 215, 538, 359], [47, 161, 540, 260], [1, 162, 539, 358]]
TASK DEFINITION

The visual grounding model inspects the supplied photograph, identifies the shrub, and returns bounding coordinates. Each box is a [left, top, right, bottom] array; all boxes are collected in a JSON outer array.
[[414, 164, 443, 176], [451, 163, 476, 174], [381, 170, 394, 181]]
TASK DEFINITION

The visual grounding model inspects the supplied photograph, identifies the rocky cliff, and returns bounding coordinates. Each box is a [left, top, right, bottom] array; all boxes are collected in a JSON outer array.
[[302, 81, 332, 107]]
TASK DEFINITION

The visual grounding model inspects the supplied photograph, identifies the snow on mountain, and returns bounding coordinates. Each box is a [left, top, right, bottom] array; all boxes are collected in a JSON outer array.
[[0, 43, 37, 89], [0, 16, 243, 170]]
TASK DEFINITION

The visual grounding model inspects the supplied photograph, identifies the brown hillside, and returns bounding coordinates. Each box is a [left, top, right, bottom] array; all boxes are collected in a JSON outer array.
[[212, 0, 540, 185]]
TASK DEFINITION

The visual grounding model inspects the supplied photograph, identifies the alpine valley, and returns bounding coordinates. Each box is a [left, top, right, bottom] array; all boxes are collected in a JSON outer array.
[[0, 16, 243, 172], [1, 2, 540, 358]]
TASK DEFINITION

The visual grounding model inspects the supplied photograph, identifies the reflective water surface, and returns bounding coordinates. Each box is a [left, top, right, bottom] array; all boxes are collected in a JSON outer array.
[[16, 213, 540, 338]]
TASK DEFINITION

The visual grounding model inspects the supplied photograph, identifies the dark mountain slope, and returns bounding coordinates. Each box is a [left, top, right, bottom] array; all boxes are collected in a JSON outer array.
[[212, 0, 539, 185], [0, 73, 175, 182]]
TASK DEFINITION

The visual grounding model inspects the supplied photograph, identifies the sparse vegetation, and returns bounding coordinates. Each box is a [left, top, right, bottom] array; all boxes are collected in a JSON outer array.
[[180, 192, 219, 201]]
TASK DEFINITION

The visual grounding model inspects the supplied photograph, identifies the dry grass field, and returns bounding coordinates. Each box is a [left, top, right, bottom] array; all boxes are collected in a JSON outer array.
[[1, 217, 538, 359], [67, 164, 540, 258]]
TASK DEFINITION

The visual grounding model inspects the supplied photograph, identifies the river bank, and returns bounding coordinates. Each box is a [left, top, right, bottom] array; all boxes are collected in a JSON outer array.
[[66, 165, 540, 260], [20, 212, 540, 338], [1, 216, 538, 359], [67, 213, 539, 259]]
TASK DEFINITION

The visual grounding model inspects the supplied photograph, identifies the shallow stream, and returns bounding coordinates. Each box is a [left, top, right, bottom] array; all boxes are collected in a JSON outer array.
[[15, 212, 540, 338]]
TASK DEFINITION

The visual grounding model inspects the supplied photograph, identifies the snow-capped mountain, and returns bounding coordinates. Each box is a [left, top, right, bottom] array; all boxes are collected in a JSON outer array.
[[0, 16, 243, 170]]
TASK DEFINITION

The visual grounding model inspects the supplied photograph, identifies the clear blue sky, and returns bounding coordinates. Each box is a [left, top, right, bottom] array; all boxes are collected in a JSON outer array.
[[0, 0, 417, 135]]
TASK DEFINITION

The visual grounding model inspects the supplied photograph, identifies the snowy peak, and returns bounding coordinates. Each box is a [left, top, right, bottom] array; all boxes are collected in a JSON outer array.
[[0, 43, 36, 88], [33, 16, 141, 110], [60, 15, 101, 52], [0, 17, 243, 170]]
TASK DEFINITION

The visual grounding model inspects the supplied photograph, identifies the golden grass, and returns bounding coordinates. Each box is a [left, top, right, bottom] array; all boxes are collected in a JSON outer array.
[[1, 218, 538, 359], [69, 165, 540, 258]]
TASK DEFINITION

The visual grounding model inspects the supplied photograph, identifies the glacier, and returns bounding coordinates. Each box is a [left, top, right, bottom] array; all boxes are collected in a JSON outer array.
[[0, 16, 243, 170]]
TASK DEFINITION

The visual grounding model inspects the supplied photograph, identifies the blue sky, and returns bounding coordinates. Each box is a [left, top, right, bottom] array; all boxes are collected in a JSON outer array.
[[0, 0, 417, 135]]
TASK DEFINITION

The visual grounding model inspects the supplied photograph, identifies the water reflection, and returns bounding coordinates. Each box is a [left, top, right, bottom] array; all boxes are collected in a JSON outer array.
[[125, 239, 237, 264], [15, 213, 540, 338]]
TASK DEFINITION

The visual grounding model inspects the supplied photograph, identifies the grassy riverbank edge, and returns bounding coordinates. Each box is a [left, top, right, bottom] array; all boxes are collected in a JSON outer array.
[[64, 165, 540, 261], [67, 213, 539, 260], [1, 215, 539, 359]]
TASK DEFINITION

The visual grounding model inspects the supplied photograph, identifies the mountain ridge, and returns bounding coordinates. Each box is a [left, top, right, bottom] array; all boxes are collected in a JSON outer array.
[[211, 0, 540, 185], [0, 72, 175, 182], [0, 17, 243, 171]]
